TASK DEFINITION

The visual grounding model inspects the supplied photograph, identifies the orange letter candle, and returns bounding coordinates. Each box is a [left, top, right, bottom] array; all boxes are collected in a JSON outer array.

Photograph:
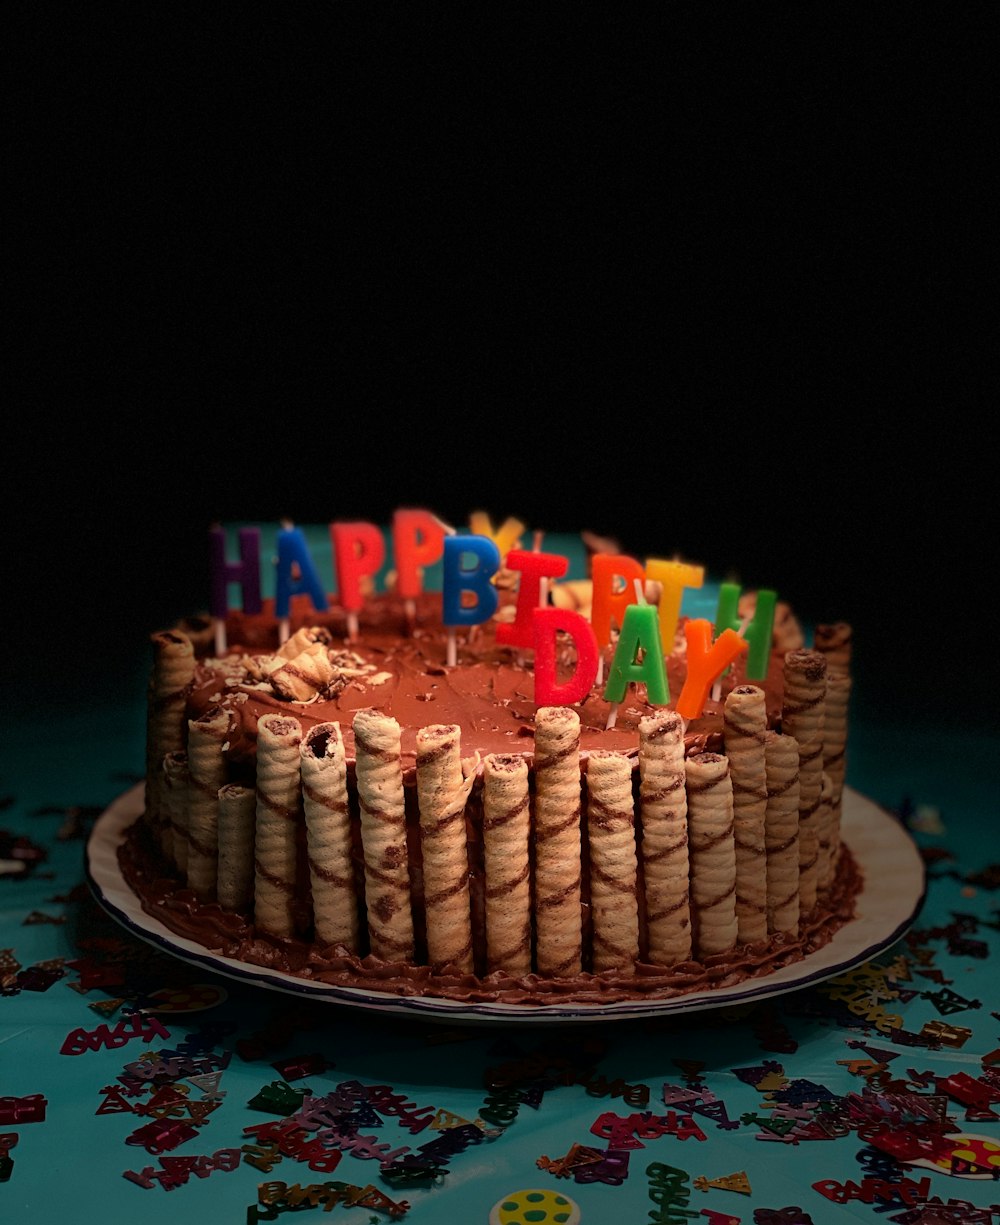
[[590, 554, 646, 649], [675, 618, 749, 719], [496, 548, 569, 649]]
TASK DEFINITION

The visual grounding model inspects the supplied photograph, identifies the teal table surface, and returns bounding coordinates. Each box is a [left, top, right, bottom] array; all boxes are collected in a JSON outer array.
[[3, 536, 999, 1225]]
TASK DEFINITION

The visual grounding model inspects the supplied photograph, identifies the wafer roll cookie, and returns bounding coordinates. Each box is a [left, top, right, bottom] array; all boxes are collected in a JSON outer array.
[[822, 670, 851, 845], [415, 724, 476, 973], [482, 754, 532, 975], [217, 783, 255, 911], [814, 622, 852, 678], [586, 751, 639, 972], [685, 753, 738, 958], [185, 705, 232, 900], [533, 707, 583, 977], [144, 630, 196, 852], [723, 685, 769, 945], [638, 710, 691, 966], [162, 751, 190, 874], [301, 722, 358, 951], [270, 642, 336, 702], [276, 625, 332, 660], [815, 771, 836, 891], [254, 713, 304, 938], [763, 731, 800, 935], [353, 708, 414, 962], [782, 649, 827, 916]]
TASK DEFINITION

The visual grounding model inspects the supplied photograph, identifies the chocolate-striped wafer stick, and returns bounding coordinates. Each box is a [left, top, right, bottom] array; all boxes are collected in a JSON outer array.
[[813, 621, 852, 677], [815, 770, 836, 892], [482, 753, 532, 976], [254, 713, 304, 938], [185, 704, 232, 900], [782, 648, 828, 916], [763, 730, 800, 935], [145, 630, 195, 854], [814, 619, 852, 858], [533, 706, 583, 977], [301, 721, 358, 952], [685, 752, 738, 958], [638, 710, 691, 966], [723, 684, 769, 945], [162, 750, 189, 873], [353, 708, 415, 962], [217, 783, 255, 911], [586, 751, 639, 973], [415, 724, 476, 973]]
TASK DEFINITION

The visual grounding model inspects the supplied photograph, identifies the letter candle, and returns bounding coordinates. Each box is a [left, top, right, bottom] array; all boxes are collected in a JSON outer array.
[[714, 582, 777, 679], [591, 553, 646, 687], [675, 618, 748, 720], [208, 524, 262, 655], [274, 521, 329, 645], [391, 509, 449, 629], [644, 557, 705, 655], [330, 522, 386, 640], [495, 547, 568, 650], [603, 579, 669, 729], [532, 606, 599, 705], [441, 535, 501, 666]]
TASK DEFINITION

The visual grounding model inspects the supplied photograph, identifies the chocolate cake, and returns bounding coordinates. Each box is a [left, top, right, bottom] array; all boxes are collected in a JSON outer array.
[[121, 540, 861, 1007]]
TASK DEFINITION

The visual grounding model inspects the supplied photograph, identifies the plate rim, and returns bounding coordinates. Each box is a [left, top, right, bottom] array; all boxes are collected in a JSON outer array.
[[85, 783, 927, 1024]]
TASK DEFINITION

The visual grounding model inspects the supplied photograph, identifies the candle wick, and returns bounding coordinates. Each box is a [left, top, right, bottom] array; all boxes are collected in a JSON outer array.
[[433, 515, 457, 536]]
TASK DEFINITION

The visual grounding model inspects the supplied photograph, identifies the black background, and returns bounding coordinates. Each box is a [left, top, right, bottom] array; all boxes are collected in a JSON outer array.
[[7, 6, 995, 732]]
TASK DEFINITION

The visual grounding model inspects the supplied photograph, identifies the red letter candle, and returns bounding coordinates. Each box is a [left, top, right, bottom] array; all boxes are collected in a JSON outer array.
[[714, 582, 776, 680], [495, 548, 569, 649], [209, 525, 263, 618], [532, 607, 599, 705], [591, 554, 646, 649], [644, 557, 704, 654], [441, 535, 501, 626], [391, 509, 447, 600], [602, 601, 670, 706], [275, 524, 329, 619], [675, 618, 749, 719], [330, 522, 386, 613]]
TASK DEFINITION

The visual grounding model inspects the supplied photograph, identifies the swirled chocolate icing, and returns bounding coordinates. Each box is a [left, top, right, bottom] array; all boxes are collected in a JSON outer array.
[[119, 588, 863, 1006]]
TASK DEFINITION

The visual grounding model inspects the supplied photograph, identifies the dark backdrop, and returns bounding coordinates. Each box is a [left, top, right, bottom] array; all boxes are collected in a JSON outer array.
[[8, 6, 993, 733]]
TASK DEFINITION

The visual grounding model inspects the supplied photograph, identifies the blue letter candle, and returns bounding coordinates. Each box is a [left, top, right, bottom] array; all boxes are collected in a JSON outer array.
[[274, 523, 330, 618], [441, 535, 500, 626]]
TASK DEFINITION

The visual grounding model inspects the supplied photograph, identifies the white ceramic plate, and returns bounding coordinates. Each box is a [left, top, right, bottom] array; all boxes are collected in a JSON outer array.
[[86, 783, 925, 1024]]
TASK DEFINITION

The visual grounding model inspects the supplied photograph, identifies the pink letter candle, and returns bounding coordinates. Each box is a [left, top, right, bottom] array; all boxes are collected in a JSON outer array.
[[644, 557, 705, 654], [331, 522, 386, 639], [495, 548, 569, 649], [532, 607, 599, 705], [275, 523, 329, 622], [675, 618, 749, 720], [714, 582, 777, 679]]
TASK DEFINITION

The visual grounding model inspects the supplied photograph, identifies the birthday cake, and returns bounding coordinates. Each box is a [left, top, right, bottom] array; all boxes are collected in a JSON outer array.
[[119, 516, 862, 1007]]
